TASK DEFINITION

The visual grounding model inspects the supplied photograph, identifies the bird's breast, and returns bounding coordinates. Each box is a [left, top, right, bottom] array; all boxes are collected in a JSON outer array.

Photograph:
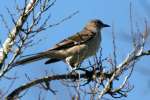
[[86, 32, 101, 56]]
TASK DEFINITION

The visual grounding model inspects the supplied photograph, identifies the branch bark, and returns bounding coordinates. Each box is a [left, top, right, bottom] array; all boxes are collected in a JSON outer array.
[[0, 0, 38, 67], [6, 70, 106, 100]]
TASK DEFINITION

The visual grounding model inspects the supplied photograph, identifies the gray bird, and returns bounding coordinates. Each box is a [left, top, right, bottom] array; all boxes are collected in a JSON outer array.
[[13, 19, 110, 70]]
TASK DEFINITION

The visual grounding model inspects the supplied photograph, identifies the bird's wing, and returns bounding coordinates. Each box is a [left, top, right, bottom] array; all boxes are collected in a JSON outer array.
[[49, 31, 95, 50]]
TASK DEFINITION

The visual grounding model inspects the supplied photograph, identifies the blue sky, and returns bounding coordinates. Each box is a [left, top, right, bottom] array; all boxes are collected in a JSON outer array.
[[0, 0, 150, 100]]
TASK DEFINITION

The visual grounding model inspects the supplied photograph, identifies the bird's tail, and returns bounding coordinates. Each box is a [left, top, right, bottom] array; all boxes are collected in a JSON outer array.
[[13, 52, 49, 66]]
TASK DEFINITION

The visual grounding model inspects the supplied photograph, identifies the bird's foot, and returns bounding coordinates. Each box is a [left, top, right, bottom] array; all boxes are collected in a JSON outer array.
[[68, 68, 80, 81]]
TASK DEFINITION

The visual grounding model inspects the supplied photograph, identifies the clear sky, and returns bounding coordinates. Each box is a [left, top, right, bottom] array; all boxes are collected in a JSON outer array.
[[0, 0, 150, 100]]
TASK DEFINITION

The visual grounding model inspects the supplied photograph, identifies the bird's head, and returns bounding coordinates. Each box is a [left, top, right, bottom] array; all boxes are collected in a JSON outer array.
[[85, 19, 110, 32]]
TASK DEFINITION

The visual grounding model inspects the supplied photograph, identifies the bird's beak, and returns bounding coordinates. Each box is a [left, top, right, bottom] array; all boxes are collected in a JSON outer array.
[[103, 24, 110, 27]]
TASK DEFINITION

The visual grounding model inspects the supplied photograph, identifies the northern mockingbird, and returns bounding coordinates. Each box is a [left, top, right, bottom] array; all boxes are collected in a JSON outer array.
[[13, 19, 110, 70]]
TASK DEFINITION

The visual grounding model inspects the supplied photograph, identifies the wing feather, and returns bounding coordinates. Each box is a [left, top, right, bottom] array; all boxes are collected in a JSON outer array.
[[50, 30, 95, 50]]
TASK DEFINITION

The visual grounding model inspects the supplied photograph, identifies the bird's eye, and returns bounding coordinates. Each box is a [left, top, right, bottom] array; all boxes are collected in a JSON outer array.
[[96, 21, 102, 25]]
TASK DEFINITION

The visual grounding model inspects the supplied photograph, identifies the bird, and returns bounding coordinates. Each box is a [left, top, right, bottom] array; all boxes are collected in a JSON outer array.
[[13, 19, 110, 70]]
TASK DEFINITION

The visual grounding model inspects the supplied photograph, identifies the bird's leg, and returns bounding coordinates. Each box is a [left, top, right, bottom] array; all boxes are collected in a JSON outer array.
[[66, 61, 76, 72], [73, 64, 81, 81], [67, 64, 81, 81], [65, 58, 81, 80]]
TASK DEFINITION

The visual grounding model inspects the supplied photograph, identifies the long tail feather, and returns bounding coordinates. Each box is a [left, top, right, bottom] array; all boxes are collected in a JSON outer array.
[[13, 52, 48, 66], [45, 58, 61, 64]]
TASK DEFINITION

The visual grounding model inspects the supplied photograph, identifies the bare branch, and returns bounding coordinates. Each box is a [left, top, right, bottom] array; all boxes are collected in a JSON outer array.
[[0, 14, 11, 33], [111, 22, 117, 68], [6, 72, 80, 100], [0, 0, 38, 67]]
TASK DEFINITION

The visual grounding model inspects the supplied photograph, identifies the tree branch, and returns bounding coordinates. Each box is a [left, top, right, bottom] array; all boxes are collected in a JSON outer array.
[[6, 70, 108, 100], [0, 0, 38, 67]]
